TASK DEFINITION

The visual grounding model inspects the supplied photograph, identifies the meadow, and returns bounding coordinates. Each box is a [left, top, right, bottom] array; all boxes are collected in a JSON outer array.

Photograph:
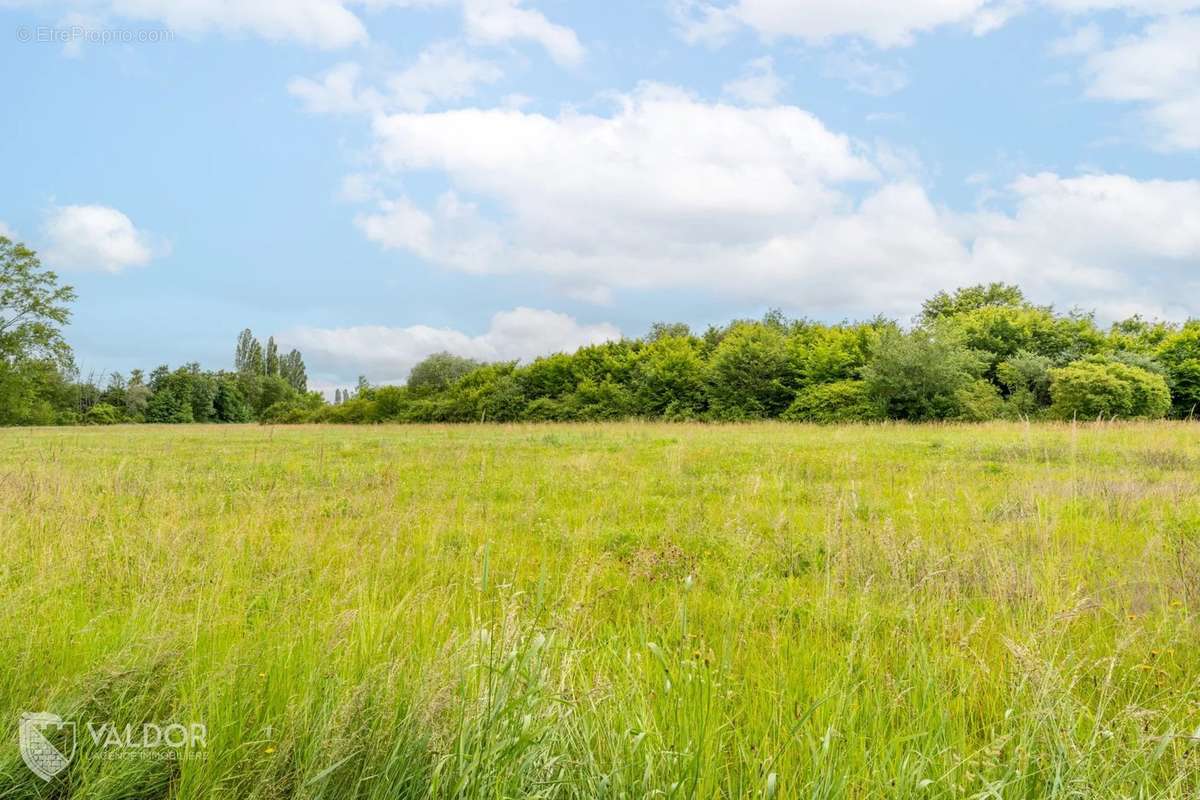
[[1, 422, 1199, 799]]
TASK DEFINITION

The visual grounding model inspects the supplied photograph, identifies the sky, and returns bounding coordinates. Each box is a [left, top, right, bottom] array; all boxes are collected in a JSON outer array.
[[1, 0, 1198, 391]]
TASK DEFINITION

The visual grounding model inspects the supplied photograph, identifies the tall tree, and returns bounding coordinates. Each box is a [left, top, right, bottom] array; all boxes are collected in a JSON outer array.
[[235, 329, 265, 376], [280, 349, 307, 392], [265, 336, 280, 377], [0, 237, 77, 424]]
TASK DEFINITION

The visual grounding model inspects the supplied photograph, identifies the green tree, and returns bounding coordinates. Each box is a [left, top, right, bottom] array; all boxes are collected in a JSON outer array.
[[1048, 360, 1171, 420], [919, 283, 1031, 325], [706, 323, 794, 420], [280, 349, 307, 392], [235, 329, 265, 376], [862, 329, 986, 421], [782, 380, 881, 424], [0, 237, 77, 425], [1156, 322, 1200, 418], [265, 336, 280, 377], [632, 335, 707, 418], [214, 377, 253, 422], [407, 352, 480, 394]]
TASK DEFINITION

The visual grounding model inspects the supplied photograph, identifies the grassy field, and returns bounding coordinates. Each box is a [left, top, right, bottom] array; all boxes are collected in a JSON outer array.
[[1, 422, 1199, 799]]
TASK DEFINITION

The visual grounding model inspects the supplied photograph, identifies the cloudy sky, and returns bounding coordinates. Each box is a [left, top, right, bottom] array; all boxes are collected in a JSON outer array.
[[2, 0, 1198, 389]]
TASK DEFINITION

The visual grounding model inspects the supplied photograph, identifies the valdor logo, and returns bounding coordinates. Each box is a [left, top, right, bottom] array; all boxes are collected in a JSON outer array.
[[19, 712, 76, 781], [18, 712, 208, 780]]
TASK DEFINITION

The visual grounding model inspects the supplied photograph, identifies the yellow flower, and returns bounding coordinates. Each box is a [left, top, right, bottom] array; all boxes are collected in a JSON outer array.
[[265, 746, 277, 754]]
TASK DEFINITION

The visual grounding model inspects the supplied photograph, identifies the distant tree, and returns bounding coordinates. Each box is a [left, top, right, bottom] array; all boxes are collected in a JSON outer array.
[[280, 349, 307, 392], [996, 351, 1054, 417], [633, 335, 706, 417], [83, 403, 121, 425], [706, 323, 794, 420], [782, 380, 881, 424], [213, 377, 252, 422], [1156, 322, 1200, 418], [1049, 360, 1171, 420], [862, 329, 986, 421], [646, 322, 691, 342], [919, 283, 1031, 324], [407, 353, 480, 394], [0, 236, 77, 424], [265, 336, 280, 377], [124, 383, 151, 420], [235, 329, 265, 376]]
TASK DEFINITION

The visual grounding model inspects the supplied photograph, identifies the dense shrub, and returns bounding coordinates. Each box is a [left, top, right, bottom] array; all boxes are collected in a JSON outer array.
[[706, 324, 794, 420], [407, 352, 482, 394], [83, 402, 122, 425], [1157, 323, 1200, 418], [862, 329, 986, 422], [1048, 360, 1171, 420], [781, 380, 880, 423]]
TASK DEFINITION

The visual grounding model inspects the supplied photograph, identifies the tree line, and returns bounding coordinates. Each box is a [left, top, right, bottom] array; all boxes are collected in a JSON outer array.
[[0, 236, 312, 425], [310, 286, 1196, 425], [3, 234, 1199, 426]]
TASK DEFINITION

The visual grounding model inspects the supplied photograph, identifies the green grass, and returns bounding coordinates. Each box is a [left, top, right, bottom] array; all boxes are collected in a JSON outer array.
[[1, 422, 1199, 799]]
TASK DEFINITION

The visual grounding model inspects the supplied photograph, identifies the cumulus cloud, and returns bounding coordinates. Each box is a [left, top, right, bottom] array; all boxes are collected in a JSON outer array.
[[675, 0, 1200, 48], [289, 45, 501, 115], [675, 0, 1000, 48], [462, 0, 585, 65], [346, 84, 1200, 319], [12, 0, 584, 56], [279, 307, 620, 383], [100, 0, 366, 48], [289, 62, 377, 114], [823, 50, 909, 95], [1078, 15, 1200, 150], [41, 204, 164, 273], [722, 56, 785, 106]]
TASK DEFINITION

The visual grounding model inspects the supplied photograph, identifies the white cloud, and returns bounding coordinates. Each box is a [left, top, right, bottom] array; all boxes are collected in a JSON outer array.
[[289, 62, 378, 114], [675, 0, 1200, 48], [14, 0, 584, 56], [1079, 15, 1200, 150], [1049, 22, 1103, 56], [347, 85, 1200, 319], [289, 44, 502, 115], [0, 221, 14, 240], [676, 0, 1000, 48], [279, 307, 620, 383], [823, 50, 909, 95], [41, 204, 164, 273], [386, 41, 504, 110], [964, 173, 1200, 316], [1042, 0, 1200, 13], [462, 0, 584, 65], [722, 56, 785, 106], [105, 0, 367, 48]]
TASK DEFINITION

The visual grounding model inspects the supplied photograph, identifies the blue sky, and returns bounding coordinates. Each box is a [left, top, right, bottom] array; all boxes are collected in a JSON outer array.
[[2, 0, 1198, 389]]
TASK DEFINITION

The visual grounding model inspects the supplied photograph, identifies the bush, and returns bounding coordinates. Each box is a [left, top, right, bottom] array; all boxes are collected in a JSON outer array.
[[706, 323, 794, 420], [1048, 360, 1171, 420], [996, 351, 1053, 417], [862, 329, 986, 421], [83, 402, 122, 425], [407, 352, 482, 394], [954, 379, 1005, 422], [781, 380, 881, 424]]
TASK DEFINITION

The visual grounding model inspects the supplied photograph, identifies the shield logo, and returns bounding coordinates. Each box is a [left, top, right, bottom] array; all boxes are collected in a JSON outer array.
[[19, 712, 76, 782]]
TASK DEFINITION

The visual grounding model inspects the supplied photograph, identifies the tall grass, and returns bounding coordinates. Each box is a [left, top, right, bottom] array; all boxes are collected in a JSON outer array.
[[1, 422, 1198, 798]]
